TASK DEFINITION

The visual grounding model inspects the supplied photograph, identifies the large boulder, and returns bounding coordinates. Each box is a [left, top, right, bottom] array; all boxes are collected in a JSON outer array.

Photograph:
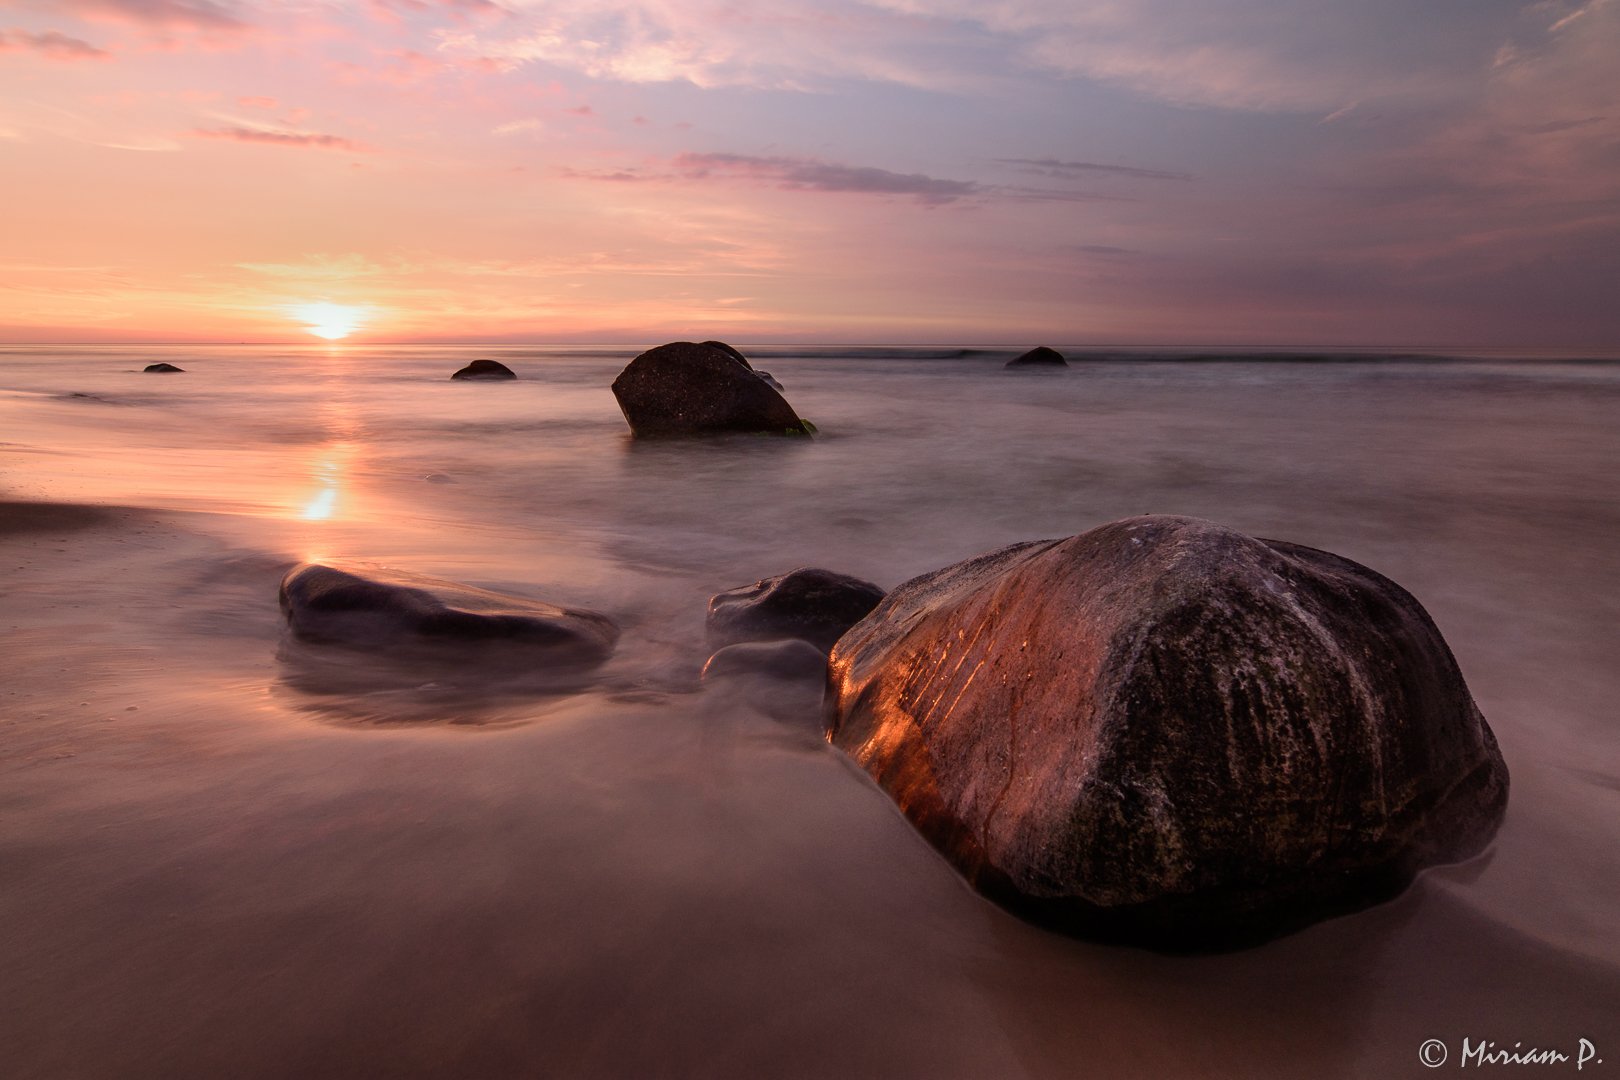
[[1005, 347, 1067, 368], [611, 342, 810, 437], [826, 516, 1508, 950], [709, 567, 886, 653], [279, 562, 618, 670], [451, 359, 517, 381], [143, 362, 185, 373]]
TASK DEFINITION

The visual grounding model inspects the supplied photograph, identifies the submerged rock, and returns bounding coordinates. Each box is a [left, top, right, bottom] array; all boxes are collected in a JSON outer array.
[[279, 562, 618, 671], [450, 359, 517, 381], [826, 515, 1509, 950], [143, 362, 185, 373], [701, 639, 828, 683], [1005, 347, 1066, 368], [610, 341, 810, 437], [709, 567, 887, 654]]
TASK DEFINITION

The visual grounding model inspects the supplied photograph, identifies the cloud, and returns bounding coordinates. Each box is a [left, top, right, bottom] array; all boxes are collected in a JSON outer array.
[[188, 126, 373, 151], [49, 0, 249, 32], [0, 27, 112, 60], [672, 152, 979, 203], [995, 158, 1192, 181]]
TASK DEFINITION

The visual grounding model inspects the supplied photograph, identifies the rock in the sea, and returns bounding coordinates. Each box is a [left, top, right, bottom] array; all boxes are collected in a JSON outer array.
[[709, 567, 886, 654], [826, 515, 1508, 950], [143, 362, 185, 373], [700, 340, 752, 368], [1005, 347, 1067, 367], [701, 639, 828, 682], [610, 341, 810, 437], [279, 562, 618, 669], [450, 359, 517, 381]]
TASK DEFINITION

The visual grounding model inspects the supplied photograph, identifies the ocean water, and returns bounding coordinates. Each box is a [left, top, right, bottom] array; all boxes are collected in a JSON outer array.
[[2, 344, 1618, 1078]]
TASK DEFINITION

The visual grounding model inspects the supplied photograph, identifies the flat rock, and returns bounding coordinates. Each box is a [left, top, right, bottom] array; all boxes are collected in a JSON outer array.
[[701, 639, 828, 682], [450, 359, 517, 381], [709, 567, 887, 653], [610, 342, 810, 437], [826, 515, 1509, 950], [279, 562, 618, 670], [1005, 347, 1066, 367], [143, 363, 185, 373]]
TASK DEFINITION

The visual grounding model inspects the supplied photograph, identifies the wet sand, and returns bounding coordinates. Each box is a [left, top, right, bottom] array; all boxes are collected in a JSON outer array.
[[3, 499, 1617, 1079]]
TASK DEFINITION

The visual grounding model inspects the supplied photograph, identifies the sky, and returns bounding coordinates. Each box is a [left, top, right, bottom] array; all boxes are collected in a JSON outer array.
[[1, 0, 1616, 346]]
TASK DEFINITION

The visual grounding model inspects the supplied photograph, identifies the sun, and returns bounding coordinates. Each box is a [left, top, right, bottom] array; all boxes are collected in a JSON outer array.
[[291, 302, 368, 341]]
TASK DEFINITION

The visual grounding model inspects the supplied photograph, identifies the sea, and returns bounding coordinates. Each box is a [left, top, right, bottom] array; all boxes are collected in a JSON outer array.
[[2, 343, 1618, 1078]]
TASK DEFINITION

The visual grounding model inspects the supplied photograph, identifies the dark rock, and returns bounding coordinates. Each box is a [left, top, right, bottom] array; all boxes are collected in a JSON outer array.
[[143, 362, 185, 373], [826, 515, 1509, 950], [423, 473, 456, 484], [753, 371, 784, 391], [701, 639, 828, 682], [709, 567, 887, 654], [450, 359, 517, 381], [279, 562, 618, 670], [700, 340, 752, 368], [611, 341, 810, 437], [1005, 347, 1067, 367]]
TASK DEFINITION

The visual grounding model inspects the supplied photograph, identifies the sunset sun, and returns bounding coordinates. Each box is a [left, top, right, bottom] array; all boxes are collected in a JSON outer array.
[[292, 302, 367, 340]]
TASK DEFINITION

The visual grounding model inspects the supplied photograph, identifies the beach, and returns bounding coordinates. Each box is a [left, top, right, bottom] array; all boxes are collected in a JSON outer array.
[[3, 345, 1618, 1077]]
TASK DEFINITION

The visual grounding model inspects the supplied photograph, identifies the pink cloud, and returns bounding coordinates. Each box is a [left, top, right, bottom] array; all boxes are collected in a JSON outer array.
[[672, 152, 979, 204], [188, 126, 374, 152], [50, 0, 248, 32], [0, 27, 113, 60], [237, 95, 277, 109]]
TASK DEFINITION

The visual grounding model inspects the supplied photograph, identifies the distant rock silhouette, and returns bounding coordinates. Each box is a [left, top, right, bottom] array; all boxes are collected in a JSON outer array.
[[450, 359, 517, 381], [708, 567, 886, 653], [279, 562, 618, 672], [701, 639, 828, 683], [423, 474, 456, 484], [827, 515, 1509, 950], [611, 341, 811, 437], [143, 363, 185, 373], [1005, 347, 1066, 368]]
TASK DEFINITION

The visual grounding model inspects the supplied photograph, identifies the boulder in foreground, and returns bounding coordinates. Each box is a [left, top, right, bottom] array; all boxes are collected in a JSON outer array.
[[611, 341, 810, 437], [450, 359, 517, 381], [279, 562, 618, 671], [1005, 347, 1066, 367], [144, 362, 185, 373], [826, 515, 1508, 950], [709, 567, 886, 653]]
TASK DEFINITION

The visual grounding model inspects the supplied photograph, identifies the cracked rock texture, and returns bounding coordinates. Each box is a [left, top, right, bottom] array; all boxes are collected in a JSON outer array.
[[826, 515, 1508, 950]]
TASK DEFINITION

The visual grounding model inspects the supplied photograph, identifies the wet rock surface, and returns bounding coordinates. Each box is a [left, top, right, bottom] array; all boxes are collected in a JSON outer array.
[[279, 562, 619, 674], [826, 515, 1509, 950], [610, 341, 810, 437], [143, 363, 185, 373], [1005, 347, 1066, 368], [450, 359, 517, 381], [701, 639, 829, 683], [709, 567, 887, 653]]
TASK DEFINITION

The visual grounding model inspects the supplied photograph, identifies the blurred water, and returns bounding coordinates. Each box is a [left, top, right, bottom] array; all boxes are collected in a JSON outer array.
[[2, 344, 1618, 1078]]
